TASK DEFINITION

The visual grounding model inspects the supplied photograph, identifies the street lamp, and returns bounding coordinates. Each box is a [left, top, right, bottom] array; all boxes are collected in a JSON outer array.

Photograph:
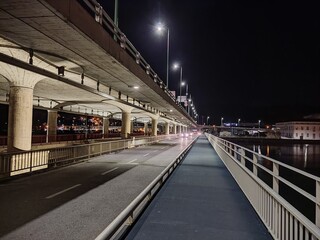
[[238, 118, 241, 126], [207, 116, 210, 125], [114, 0, 119, 27], [187, 97, 192, 114], [258, 120, 261, 129], [221, 117, 224, 126], [173, 63, 183, 103], [155, 22, 170, 88]]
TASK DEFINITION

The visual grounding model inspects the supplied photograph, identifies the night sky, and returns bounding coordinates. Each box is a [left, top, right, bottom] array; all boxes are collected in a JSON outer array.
[[101, 0, 319, 125]]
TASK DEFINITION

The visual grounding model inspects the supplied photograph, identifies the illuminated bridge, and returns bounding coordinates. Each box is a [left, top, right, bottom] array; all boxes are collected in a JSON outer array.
[[0, 1, 320, 240]]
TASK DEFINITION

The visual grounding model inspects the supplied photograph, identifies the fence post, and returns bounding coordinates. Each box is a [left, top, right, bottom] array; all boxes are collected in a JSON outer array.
[[240, 148, 245, 166], [233, 146, 237, 159], [29, 152, 33, 173], [273, 162, 279, 193], [316, 180, 320, 228], [253, 153, 258, 176]]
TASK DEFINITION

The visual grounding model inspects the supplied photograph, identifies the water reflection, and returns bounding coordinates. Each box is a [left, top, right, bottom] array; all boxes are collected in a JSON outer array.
[[236, 141, 320, 222], [246, 143, 320, 177]]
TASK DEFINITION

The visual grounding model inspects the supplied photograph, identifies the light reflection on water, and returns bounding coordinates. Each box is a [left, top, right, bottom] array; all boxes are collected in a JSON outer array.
[[237, 142, 320, 222], [246, 143, 320, 176]]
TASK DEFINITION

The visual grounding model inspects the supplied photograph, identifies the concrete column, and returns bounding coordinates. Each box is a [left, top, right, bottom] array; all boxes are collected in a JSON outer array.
[[173, 124, 177, 134], [144, 122, 148, 136], [121, 111, 131, 138], [131, 120, 134, 134], [151, 118, 158, 136], [8, 86, 34, 151], [103, 118, 109, 138], [179, 125, 182, 134], [47, 110, 57, 143], [165, 122, 170, 135]]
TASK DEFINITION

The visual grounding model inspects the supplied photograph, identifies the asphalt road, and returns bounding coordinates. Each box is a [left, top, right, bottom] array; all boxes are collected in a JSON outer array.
[[0, 136, 195, 240]]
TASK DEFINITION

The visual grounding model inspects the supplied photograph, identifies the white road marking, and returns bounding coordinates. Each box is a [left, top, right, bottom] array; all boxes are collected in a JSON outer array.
[[45, 184, 81, 199], [118, 163, 138, 165], [128, 159, 138, 163], [160, 147, 166, 149], [101, 167, 119, 176], [143, 153, 150, 157]]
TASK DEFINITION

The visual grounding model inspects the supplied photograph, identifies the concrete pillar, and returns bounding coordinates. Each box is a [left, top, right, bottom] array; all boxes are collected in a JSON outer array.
[[0, 51, 45, 151], [131, 120, 134, 134], [144, 122, 148, 136], [165, 122, 170, 135], [8, 86, 34, 151], [103, 118, 109, 138], [47, 110, 57, 143], [173, 124, 177, 134], [151, 118, 158, 136], [121, 111, 131, 138]]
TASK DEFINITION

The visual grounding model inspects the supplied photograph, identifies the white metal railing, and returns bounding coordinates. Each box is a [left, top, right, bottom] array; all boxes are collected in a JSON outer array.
[[205, 133, 320, 240], [0, 135, 179, 180], [94, 136, 197, 240]]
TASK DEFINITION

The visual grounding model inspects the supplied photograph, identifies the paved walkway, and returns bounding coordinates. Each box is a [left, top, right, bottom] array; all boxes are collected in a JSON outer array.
[[125, 135, 273, 240]]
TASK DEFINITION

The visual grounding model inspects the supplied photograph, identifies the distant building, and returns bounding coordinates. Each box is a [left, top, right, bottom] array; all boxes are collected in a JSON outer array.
[[275, 121, 320, 140]]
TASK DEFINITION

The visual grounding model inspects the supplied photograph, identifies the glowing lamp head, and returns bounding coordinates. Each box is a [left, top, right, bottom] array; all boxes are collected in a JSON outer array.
[[173, 63, 180, 70], [156, 23, 165, 33]]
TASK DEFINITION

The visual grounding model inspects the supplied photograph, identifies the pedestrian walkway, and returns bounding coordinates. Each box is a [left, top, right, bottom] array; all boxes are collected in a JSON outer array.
[[124, 135, 273, 240]]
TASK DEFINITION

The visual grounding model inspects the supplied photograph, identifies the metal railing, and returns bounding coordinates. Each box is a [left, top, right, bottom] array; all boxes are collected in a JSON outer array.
[[79, 0, 189, 114], [0, 134, 179, 180], [94, 136, 197, 240], [205, 133, 320, 240]]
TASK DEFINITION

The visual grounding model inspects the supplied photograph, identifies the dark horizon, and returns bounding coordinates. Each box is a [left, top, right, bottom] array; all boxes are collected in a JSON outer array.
[[100, 0, 320, 125]]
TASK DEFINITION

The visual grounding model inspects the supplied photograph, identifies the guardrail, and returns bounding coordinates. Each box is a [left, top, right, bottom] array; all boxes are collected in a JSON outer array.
[[0, 134, 179, 180], [79, 0, 189, 115], [205, 133, 320, 240], [94, 136, 197, 240]]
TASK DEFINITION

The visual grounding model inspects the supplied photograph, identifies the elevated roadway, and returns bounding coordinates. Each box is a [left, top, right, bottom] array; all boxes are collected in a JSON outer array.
[[0, 0, 197, 152]]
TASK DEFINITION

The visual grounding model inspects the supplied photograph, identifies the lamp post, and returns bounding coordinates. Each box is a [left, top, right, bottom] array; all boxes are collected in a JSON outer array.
[[258, 120, 261, 129], [188, 96, 191, 114], [207, 116, 210, 125], [155, 22, 170, 88], [114, 0, 119, 27], [181, 81, 186, 107], [173, 63, 183, 103], [221, 117, 224, 126], [238, 118, 241, 126]]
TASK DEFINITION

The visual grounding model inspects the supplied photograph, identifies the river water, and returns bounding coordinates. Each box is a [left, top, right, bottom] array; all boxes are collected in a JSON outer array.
[[235, 142, 320, 222]]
